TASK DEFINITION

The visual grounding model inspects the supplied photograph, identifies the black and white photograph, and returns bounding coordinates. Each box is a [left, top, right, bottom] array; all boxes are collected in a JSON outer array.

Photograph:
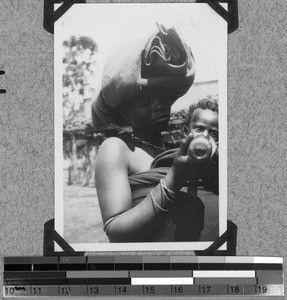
[[54, 3, 227, 251]]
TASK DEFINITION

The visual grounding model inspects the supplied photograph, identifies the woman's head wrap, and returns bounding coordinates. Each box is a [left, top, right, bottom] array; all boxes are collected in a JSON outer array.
[[92, 24, 196, 126]]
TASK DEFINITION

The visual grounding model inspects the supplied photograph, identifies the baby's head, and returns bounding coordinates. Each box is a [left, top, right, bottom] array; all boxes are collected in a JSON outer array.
[[185, 99, 218, 143]]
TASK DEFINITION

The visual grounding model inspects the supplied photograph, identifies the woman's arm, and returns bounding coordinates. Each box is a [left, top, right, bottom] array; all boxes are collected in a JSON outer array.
[[95, 136, 193, 242], [95, 138, 169, 242]]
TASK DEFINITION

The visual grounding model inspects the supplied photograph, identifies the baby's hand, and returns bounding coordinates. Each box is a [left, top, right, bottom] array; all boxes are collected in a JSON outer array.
[[209, 139, 219, 165]]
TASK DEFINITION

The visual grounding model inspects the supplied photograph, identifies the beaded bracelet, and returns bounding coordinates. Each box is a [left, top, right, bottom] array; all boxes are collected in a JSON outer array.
[[151, 188, 169, 212], [160, 179, 176, 204]]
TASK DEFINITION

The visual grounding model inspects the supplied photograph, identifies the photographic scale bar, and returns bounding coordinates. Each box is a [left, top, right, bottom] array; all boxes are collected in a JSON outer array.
[[3, 256, 284, 297]]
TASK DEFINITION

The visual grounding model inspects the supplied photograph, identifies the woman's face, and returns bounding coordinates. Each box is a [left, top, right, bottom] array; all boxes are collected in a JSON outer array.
[[126, 89, 173, 133]]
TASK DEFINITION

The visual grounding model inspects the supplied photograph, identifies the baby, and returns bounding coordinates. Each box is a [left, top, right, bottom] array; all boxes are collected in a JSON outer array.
[[185, 99, 219, 195]]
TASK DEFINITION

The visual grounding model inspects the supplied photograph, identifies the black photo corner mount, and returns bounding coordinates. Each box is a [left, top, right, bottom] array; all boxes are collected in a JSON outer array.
[[43, 219, 85, 256], [196, 0, 239, 34], [43, 0, 86, 34], [195, 220, 237, 256], [0, 70, 6, 94], [43, 218, 237, 257], [44, 0, 238, 35]]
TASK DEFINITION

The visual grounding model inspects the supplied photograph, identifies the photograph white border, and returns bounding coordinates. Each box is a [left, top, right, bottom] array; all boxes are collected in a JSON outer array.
[[54, 3, 227, 252]]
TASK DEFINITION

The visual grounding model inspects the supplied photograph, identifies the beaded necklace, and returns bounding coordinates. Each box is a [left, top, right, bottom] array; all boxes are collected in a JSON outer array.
[[131, 133, 167, 154]]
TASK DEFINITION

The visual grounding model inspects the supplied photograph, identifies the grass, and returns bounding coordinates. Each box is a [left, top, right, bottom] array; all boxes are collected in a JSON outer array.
[[64, 185, 109, 243]]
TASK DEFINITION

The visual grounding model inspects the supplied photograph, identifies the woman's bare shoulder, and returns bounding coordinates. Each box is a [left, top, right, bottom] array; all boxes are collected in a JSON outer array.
[[99, 136, 130, 151], [97, 137, 130, 166]]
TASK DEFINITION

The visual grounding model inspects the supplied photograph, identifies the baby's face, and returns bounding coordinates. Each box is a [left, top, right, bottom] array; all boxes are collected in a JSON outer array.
[[189, 108, 218, 142]]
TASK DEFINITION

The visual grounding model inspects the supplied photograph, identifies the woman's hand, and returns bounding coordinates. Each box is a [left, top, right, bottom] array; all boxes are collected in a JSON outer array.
[[165, 134, 219, 192], [165, 134, 195, 192]]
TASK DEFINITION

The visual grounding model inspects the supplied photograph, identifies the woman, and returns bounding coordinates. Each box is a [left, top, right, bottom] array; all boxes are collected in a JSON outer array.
[[92, 25, 200, 242]]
